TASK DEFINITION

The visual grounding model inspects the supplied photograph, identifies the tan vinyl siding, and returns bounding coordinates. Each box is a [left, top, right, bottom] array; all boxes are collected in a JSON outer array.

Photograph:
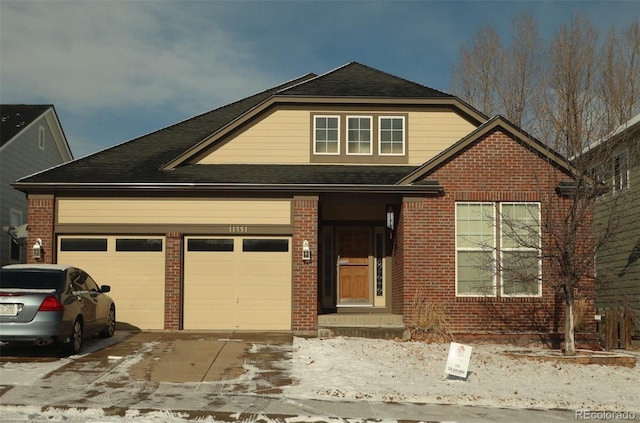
[[57, 198, 292, 225], [195, 107, 477, 165], [197, 109, 310, 164], [407, 111, 477, 165]]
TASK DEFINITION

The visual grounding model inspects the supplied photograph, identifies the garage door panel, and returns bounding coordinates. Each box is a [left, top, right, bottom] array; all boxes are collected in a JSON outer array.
[[184, 236, 291, 330], [58, 236, 165, 330]]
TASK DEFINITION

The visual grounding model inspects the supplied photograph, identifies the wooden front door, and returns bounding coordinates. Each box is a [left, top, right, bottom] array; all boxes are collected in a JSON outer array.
[[337, 228, 370, 305]]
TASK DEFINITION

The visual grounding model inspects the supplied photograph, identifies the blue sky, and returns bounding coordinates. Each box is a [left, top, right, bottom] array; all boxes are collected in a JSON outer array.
[[1, 0, 639, 159]]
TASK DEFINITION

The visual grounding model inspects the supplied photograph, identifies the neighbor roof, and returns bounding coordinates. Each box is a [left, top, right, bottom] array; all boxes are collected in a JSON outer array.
[[0, 104, 52, 146]]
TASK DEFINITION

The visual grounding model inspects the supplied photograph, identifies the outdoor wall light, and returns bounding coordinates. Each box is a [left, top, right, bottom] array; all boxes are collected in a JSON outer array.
[[32, 238, 43, 259], [386, 206, 395, 231], [302, 240, 311, 261]]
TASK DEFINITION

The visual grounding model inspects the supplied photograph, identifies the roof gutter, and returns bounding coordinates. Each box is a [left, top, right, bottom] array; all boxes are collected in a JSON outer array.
[[12, 182, 444, 195]]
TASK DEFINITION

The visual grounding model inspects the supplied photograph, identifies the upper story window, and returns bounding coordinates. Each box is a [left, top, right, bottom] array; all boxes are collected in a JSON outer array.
[[379, 116, 405, 155], [38, 126, 46, 150], [347, 116, 372, 155], [314, 116, 340, 155], [311, 112, 408, 163], [613, 150, 629, 192]]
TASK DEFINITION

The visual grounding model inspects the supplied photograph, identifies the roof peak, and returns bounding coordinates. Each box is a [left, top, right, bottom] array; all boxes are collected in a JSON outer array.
[[277, 62, 453, 99]]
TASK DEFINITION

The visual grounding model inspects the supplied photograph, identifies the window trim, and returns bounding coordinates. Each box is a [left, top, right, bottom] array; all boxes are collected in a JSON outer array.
[[38, 126, 46, 150], [346, 115, 373, 156], [378, 116, 406, 156], [499, 202, 542, 298], [313, 115, 340, 155], [613, 149, 630, 192], [455, 202, 497, 297], [455, 202, 542, 298]]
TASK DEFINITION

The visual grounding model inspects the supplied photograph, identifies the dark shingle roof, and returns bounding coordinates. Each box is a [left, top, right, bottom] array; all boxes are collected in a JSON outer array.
[[21, 163, 418, 185], [1, 105, 51, 146], [278, 62, 452, 98], [14, 63, 454, 191]]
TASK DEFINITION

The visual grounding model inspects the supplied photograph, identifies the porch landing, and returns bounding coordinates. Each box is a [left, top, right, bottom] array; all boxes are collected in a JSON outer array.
[[317, 313, 410, 340]]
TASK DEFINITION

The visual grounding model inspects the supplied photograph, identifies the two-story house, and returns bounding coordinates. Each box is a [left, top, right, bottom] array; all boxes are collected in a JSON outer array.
[[13, 63, 590, 341], [0, 105, 73, 265], [590, 114, 640, 340]]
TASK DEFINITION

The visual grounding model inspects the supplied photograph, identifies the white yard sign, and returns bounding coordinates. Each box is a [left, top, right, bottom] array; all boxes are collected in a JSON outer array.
[[444, 342, 473, 379]]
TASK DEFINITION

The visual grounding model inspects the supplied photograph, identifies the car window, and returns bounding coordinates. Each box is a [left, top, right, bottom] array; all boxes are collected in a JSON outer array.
[[84, 275, 100, 292], [0, 270, 63, 290], [68, 269, 87, 291]]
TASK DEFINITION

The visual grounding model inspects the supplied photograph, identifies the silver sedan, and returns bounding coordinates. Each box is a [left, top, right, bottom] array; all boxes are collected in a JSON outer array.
[[0, 264, 116, 354]]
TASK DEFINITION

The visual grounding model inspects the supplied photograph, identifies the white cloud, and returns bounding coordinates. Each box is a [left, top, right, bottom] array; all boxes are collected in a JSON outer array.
[[0, 1, 273, 115]]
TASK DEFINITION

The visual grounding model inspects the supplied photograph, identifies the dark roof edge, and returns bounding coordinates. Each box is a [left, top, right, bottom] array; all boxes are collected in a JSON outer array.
[[398, 115, 575, 185], [12, 182, 444, 195]]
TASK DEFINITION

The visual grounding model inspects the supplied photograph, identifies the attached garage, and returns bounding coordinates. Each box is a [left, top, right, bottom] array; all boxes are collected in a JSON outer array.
[[57, 236, 166, 330], [184, 236, 292, 330]]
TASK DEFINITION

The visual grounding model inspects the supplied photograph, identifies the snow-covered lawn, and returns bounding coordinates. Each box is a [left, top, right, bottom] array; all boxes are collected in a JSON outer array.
[[1, 335, 638, 421], [284, 337, 640, 412]]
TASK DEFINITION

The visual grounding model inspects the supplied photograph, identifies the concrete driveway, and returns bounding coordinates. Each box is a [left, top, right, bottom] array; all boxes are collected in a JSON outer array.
[[88, 331, 293, 387]]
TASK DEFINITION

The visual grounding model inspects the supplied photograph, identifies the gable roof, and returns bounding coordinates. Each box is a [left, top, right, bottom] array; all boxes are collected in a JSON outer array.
[[12, 63, 482, 194], [276, 62, 453, 98], [398, 115, 575, 185], [1, 104, 52, 146]]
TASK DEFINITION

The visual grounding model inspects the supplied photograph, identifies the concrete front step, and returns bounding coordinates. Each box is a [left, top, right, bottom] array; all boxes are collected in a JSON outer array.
[[318, 326, 410, 340], [318, 314, 410, 340]]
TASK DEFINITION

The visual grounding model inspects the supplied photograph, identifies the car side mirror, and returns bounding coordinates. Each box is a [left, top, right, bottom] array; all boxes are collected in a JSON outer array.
[[100, 285, 111, 293]]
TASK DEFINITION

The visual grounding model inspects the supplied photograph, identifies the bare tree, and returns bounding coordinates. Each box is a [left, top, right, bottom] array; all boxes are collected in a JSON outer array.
[[450, 14, 543, 127], [450, 14, 640, 355]]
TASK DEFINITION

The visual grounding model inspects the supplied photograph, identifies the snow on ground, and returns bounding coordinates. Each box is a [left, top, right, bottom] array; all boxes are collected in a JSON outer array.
[[0, 336, 638, 421], [283, 337, 640, 412]]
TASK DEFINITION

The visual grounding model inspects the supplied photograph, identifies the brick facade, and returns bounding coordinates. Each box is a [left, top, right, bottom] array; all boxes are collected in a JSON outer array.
[[292, 196, 319, 335], [164, 232, 183, 330], [26, 195, 55, 265], [395, 130, 596, 340]]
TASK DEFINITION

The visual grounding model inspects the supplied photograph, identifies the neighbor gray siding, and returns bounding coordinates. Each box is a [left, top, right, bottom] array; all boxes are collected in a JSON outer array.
[[595, 133, 640, 336], [0, 119, 66, 264]]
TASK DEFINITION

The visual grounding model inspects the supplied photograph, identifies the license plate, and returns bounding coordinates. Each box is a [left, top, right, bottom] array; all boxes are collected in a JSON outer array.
[[0, 304, 19, 316]]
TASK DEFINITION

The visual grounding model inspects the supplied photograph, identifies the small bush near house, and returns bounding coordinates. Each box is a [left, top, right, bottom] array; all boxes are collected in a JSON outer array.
[[409, 289, 455, 343]]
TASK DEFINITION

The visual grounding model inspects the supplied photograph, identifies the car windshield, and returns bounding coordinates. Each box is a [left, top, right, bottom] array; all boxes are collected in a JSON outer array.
[[0, 270, 64, 290]]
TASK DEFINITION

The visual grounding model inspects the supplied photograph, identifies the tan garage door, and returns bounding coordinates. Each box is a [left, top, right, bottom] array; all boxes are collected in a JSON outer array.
[[57, 236, 165, 330], [184, 236, 292, 330]]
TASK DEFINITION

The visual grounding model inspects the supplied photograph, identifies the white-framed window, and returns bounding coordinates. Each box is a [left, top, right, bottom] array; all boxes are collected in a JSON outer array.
[[38, 126, 46, 150], [347, 116, 372, 155], [456, 202, 542, 297], [314, 116, 340, 154], [379, 116, 405, 155], [456, 203, 496, 296], [499, 203, 542, 297], [613, 150, 629, 192]]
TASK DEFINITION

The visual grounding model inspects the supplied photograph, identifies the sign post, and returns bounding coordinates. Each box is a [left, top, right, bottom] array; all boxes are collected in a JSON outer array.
[[444, 342, 473, 380]]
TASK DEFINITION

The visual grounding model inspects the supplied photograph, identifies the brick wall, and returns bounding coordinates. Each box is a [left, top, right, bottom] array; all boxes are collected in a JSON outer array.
[[292, 196, 318, 335], [397, 130, 595, 339], [164, 232, 182, 330], [26, 195, 55, 264]]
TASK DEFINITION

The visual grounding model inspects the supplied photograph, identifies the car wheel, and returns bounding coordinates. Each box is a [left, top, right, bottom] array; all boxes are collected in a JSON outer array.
[[65, 318, 83, 355], [101, 306, 116, 338]]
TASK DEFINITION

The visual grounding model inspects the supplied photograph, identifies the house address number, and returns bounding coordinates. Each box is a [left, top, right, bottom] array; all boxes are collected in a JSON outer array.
[[228, 226, 249, 233]]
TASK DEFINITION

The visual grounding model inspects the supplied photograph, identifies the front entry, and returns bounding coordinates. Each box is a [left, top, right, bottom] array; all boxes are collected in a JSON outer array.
[[337, 227, 371, 305]]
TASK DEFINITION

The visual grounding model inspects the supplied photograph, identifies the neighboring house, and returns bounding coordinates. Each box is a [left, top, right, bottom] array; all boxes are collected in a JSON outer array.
[[590, 114, 640, 338], [13, 63, 591, 340], [0, 105, 73, 265]]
